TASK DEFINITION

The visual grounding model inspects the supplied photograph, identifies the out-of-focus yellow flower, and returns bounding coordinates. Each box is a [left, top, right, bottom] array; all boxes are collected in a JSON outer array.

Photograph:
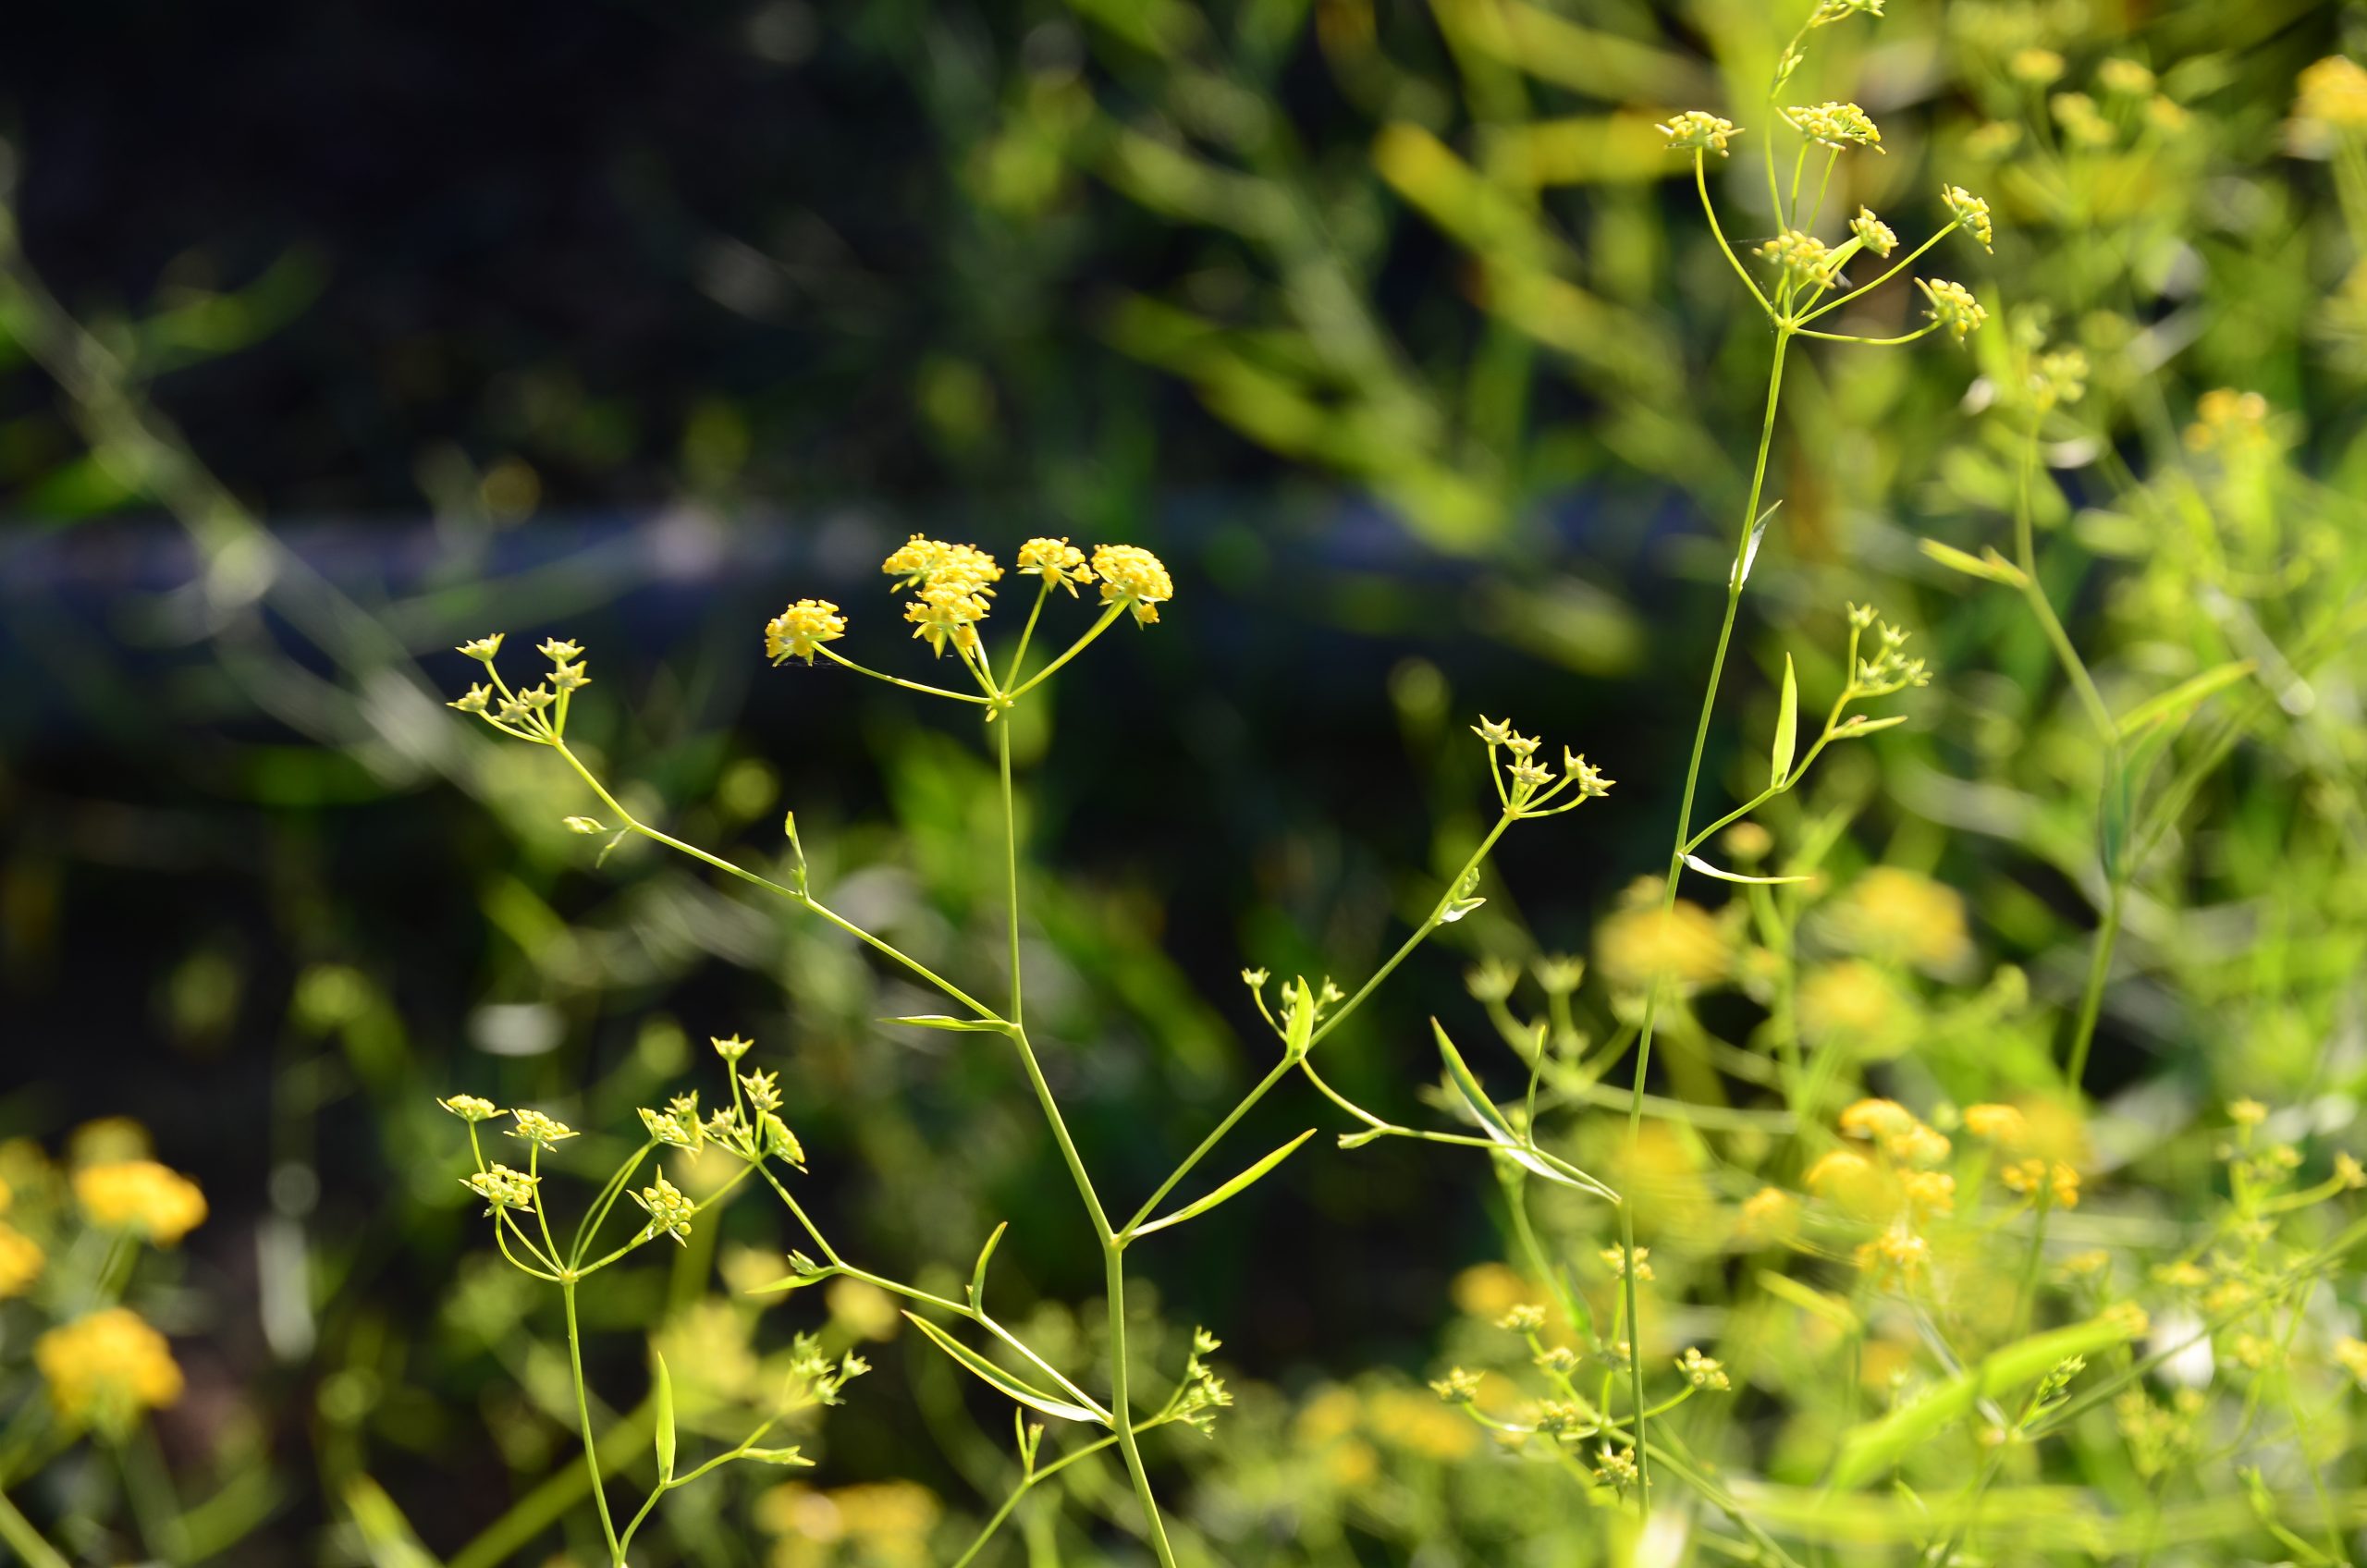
[[2002, 1158, 2080, 1208], [36, 1308, 183, 1433], [2185, 390, 2273, 454], [1596, 893, 1730, 993], [2295, 56, 2367, 141], [1918, 278, 1988, 343], [1294, 1384, 1363, 1446], [2009, 47, 2065, 86], [74, 1161, 207, 1246], [826, 1278, 901, 1342], [68, 1118, 152, 1168], [1829, 867, 1972, 973], [1367, 1386, 1481, 1461], [1963, 1103, 2028, 1147], [1903, 1170, 1956, 1216], [1322, 1437, 1380, 1488], [756, 1480, 939, 1564], [2336, 1337, 2367, 1386], [1737, 1186, 1798, 1243], [1450, 1262, 1539, 1321], [1838, 1098, 1916, 1143], [1798, 960, 1908, 1051], [0, 1223, 43, 1298]]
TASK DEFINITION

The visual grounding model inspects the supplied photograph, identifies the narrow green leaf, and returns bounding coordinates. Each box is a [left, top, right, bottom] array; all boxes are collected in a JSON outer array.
[[1918, 536, 2028, 587], [1833, 713, 1909, 738], [1771, 654, 1798, 788], [652, 1351, 676, 1483], [902, 1313, 1109, 1425], [969, 1220, 1008, 1310], [2116, 659, 2255, 740], [1829, 1316, 2141, 1488], [880, 1014, 1012, 1034], [1132, 1130, 1317, 1239], [342, 1476, 443, 1568], [1433, 1020, 1618, 1200], [1755, 1269, 1859, 1332], [1682, 853, 1812, 886], [740, 1446, 811, 1466]]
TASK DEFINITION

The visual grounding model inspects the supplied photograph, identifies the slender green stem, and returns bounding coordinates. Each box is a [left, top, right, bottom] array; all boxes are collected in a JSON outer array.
[[0, 1487, 72, 1568], [1616, 326, 1794, 1515], [1698, 155, 1773, 318], [1008, 578, 1055, 683], [1308, 815, 1514, 1051], [1008, 603, 1125, 700], [816, 643, 992, 703], [2064, 881, 2124, 1092], [2011, 422, 2116, 742], [561, 1282, 624, 1564], [1000, 723, 1025, 1028], [1123, 1056, 1296, 1236]]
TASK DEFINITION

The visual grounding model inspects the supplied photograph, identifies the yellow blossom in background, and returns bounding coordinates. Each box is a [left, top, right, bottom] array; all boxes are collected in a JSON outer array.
[[1963, 1103, 2029, 1147], [1366, 1386, 1482, 1461], [1829, 867, 1972, 973], [1450, 1262, 1540, 1321], [36, 1308, 183, 1433], [2336, 1337, 2367, 1387], [2293, 56, 2367, 148], [2009, 47, 2065, 85], [825, 1277, 901, 1341], [1904, 1170, 1956, 1216], [1798, 960, 1908, 1053], [0, 1223, 43, 1298], [756, 1479, 940, 1567], [2002, 1158, 2081, 1208], [1596, 891, 1730, 993], [68, 1118, 153, 1168], [74, 1161, 207, 1246], [1737, 1186, 1798, 1243], [2185, 389, 2274, 454]]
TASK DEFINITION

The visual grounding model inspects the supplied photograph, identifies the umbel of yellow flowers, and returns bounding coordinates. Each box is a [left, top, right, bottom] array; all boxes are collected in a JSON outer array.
[[74, 1159, 209, 1245], [37, 1307, 185, 1436]]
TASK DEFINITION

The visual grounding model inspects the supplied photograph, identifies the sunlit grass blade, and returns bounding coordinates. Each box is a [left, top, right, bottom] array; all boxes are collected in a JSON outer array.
[[1130, 1130, 1317, 1239], [903, 1313, 1110, 1426]]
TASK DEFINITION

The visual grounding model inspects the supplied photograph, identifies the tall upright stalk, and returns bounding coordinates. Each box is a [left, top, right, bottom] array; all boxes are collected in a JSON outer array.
[[1620, 325, 1794, 1510]]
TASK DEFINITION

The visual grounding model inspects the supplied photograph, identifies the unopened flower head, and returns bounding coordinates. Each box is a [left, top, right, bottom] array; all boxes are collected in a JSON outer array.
[[537, 637, 583, 665], [449, 683, 492, 716], [766, 599, 847, 665], [1563, 750, 1613, 798], [1428, 1366, 1483, 1404], [1498, 1303, 1548, 1332], [458, 633, 506, 662], [1471, 715, 1515, 748], [1809, 0, 1884, 20], [1091, 544, 1173, 624], [1785, 101, 1883, 153], [74, 1162, 208, 1246], [1600, 1244, 1653, 1281], [440, 1094, 501, 1122], [741, 1067, 785, 1114], [1963, 1103, 2029, 1146], [509, 1109, 578, 1148], [36, 1308, 182, 1434], [633, 1172, 697, 1246], [1676, 1347, 1730, 1390], [1849, 207, 1898, 257], [2185, 389, 2273, 453], [1594, 1443, 1640, 1488], [1941, 186, 1993, 251], [1015, 536, 1093, 595], [465, 1164, 539, 1211], [2053, 92, 2116, 149], [1658, 110, 1740, 156], [639, 1093, 705, 1150], [713, 1034, 754, 1063], [550, 660, 591, 693], [2030, 347, 2089, 410], [1918, 278, 1988, 343]]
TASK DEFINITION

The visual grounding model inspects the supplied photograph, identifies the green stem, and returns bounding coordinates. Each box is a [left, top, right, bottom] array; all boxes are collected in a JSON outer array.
[[0, 1488, 72, 1568], [1007, 603, 1126, 700], [2064, 880, 2124, 1092], [1123, 1057, 1295, 1237], [561, 1282, 624, 1565]]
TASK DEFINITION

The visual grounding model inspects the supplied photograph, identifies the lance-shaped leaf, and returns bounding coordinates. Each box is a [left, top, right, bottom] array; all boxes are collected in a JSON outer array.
[[881, 1014, 1012, 1033], [903, 1313, 1110, 1426], [1683, 853, 1812, 886], [1829, 1315, 2142, 1488], [968, 1220, 1007, 1310], [2116, 659, 2254, 741], [1282, 977, 1316, 1062], [1771, 654, 1798, 787], [1433, 1020, 1618, 1200], [652, 1350, 677, 1482], [1131, 1130, 1317, 1240], [1918, 537, 2029, 587]]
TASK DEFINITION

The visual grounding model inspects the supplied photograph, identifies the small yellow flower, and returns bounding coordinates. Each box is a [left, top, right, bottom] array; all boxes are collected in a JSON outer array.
[[2009, 47, 2065, 86], [1015, 536, 1093, 595], [1918, 277, 1988, 343], [2336, 1336, 2367, 1386], [509, 1109, 578, 1148], [2227, 1096, 2270, 1128], [1838, 1098, 1916, 1143], [1940, 185, 1994, 251], [1596, 894, 1730, 993], [1798, 960, 1907, 1047], [1784, 101, 1883, 153], [1657, 110, 1740, 156], [2097, 58, 2154, 98], [904, 584, 991, 657], [1090, 544, 1174, 624], [74, 1162, 208, 1247], [457, 633, 507, 662], [1599, 1245, 1653, 1281], [765, 599, 847, 665], [1849, 206, 1898, 258], [2185, 391, 2273, 454], [882, 536, 1003, 597], [1904, 1170, 1956, 1216], [1738, 1185, 1798, 1240], [2052, 92, 2116, 149], [1757, 228, 1834, 285], [1963, 1103, 2029, 1147], [1676, 1347, 1730, 1390], [1805, 1148, 1873, 1196], [36, 1308, 183, 1433], [2295, 56, 2367, 138], [0, 1223, 43, 1298]]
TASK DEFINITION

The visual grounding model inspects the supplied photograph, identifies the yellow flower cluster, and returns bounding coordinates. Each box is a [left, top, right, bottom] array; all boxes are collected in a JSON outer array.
[[1016, 535, 1091, 594], [2295, 55, 2367, 136], [1657, 110, 1740, 156], [1757, 228, 1834, 286], [1784, 101, 1883, 152], [764, 599, 847, 665], [1918, 278, 1988, 342], [1595, 892, 1730, 994], [36, 1308, 184, 1432], [0, 1221, 42, 1298], [2184, 388, 2273, 454], [1940, 185, 1993, 251], [755, 1478, 941, 1568], [2001, 1157, 2081, 1208], [1828, 866, 1972, 973], [1091, 544, 1173, 624], [74, 1161, 208, 1246], [1849, 206, 1897, 257]]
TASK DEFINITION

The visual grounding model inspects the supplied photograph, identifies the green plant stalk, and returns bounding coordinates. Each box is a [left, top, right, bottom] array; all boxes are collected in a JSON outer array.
[[994, 720, 1180, 1568], [561, 1280, 625, 1565], [1618, 323, 1795, 1512], [0, 1488, 71, 1568]]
